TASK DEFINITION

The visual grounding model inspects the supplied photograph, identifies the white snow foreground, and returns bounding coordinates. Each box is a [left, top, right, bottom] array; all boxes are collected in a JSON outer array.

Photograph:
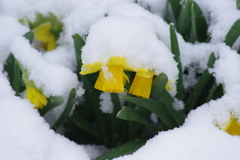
[[0, 72, 90, 160]]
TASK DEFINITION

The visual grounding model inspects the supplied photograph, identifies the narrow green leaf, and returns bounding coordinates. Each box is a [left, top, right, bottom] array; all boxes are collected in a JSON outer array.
[[159, 90, 185, 126], [12, 60, 20, 96], [110, 93, 128, 146], [151, 74, 185, 126], [39, 96, 64, 116], [150, 73, 168, 99], [23, 31, 34, 44], [72, 33, 85, 70], [185, 53, 216, 112], [237, 0, 240, 10], [177, 0, 192, 40], [51, 88, 76, 131], [192, 2, 208, 42], [191, 3, 198, 42], [168, 0, 181, 20], [165, 1, 177, 24], [81, 75, 109, 144], [94, 139, 146, 160], [206, 82, 218, 103], [122, 97, 178, 129], [69, 114, 101, 140], [117, 107, 160, 133], [170, 24, 184, 100], [117, 107, 143, 122], [224, 19, 240, 47]]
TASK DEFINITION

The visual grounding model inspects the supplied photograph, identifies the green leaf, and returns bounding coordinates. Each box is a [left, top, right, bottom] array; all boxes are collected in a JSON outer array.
[[23, 31, 34, 44], [159, 89, 185, 126], [184, 53, 216, 112], [177, 0, 192, 40], [94, 139, 146, 160], [170, 24, 184, 100], [168, 0, 181, 20], [51, 88, 76, 131], [72, 33, 85, 70], [117, 107, 160, 133], [224, 19, 240, 47], [122, 97, 178, 129], [12, 60, 21, 96], [150, 73, 168, 99], [81, 75, 109, 144], [165, 1, 177, 24], [191, 2, 208, 42], [205, 82, 218, 103], [191, 3, 198, 42], [109, 93, 129, 147], [237, 0, 240, 10], [151, 74, 185, 126], [69, 114, 101, 140], [39, 96, 64, 116]]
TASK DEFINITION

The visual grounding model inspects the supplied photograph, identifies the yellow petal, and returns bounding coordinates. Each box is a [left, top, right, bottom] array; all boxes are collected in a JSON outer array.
[[224, 117, 240, 136], [34, 24, 55, 42], [129, 74, 153, 98], [46, 40, 57, 51], [136, 68, 155, 78], [80, 62, 102, 75], [107, 56, 127, 66], [26, 85, 47, 109], [95, 65, 125, 93]]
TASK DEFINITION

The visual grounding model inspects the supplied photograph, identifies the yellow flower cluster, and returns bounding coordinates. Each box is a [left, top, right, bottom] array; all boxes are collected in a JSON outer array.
[[80, 56, 172, 98]]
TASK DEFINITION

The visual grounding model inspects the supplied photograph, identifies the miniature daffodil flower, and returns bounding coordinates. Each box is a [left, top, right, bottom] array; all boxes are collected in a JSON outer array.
[[80, 56, 130, 93], [222, 117, 240, 136], [129, 69, 173, 98], [26, 84, 47, 109], [34, 23, 57, 51], [129, 68, 154, 98]]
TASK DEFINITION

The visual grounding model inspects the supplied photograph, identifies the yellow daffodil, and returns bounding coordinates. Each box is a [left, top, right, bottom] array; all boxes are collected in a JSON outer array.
[[129, 68, 154, 98], [26, 84, 47, 109], [222, 117, 240, 136], [80, 56, 130, 93], [129, 69, 173, 98], [34, 23, 57, 51]]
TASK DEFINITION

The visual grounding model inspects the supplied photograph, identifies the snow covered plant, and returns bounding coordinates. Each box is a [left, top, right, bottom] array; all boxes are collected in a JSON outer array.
[[2, 0, 240, 160]]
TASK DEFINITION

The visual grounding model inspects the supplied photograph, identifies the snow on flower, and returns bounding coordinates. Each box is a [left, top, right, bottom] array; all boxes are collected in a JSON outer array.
[[80, 15, 178, 98]]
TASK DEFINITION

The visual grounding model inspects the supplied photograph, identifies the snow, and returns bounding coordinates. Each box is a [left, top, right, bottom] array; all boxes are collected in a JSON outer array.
[[10, 37, 79, 97], [1, 0, 240, 159], [81, 15, 178, 88], [0, 71, 90, 160], [99, 92, 114, 114], [0, 15, 29, 64]]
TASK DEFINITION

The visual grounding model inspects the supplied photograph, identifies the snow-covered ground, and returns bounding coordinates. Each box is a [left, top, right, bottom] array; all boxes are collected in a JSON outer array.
[[1, 0, 240, 159]]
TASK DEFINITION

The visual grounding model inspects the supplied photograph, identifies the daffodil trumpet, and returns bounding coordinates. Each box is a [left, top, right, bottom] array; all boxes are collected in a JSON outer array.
[[129, 69, 174, 98], [80, 56, 130, 93], [222, 117, 240, 136], [26, 84, 48, 109], [34, 23, 57, 51]]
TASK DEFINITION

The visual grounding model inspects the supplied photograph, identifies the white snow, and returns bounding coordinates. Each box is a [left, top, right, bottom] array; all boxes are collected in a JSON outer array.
[[0, 15, 29, 64], [1, 0, 240, 159], [81, 15, 178, 84], [99, 92, 114, 114], [10, 37, 79, 97], [0, 71, 90, 160]]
